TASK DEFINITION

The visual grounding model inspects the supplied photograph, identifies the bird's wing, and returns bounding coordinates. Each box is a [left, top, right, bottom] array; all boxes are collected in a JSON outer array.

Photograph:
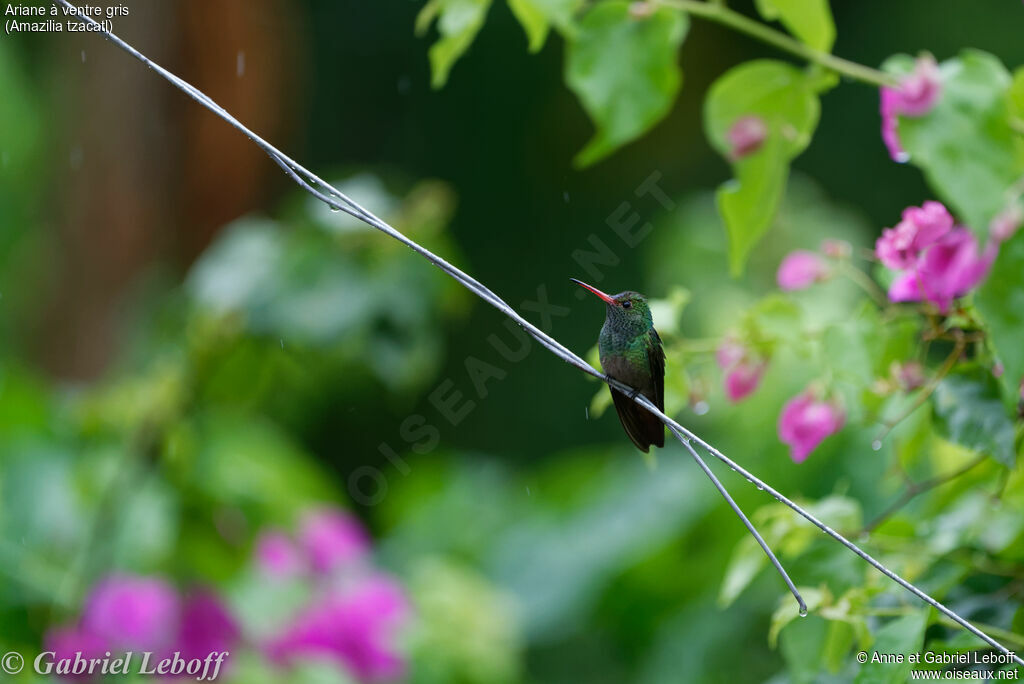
[[610, 388, 652, 453], [648, 328, 665, 412]]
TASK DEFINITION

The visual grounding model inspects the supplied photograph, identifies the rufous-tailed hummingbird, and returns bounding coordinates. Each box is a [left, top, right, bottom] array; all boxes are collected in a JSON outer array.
[[572, 279, 665, 452]]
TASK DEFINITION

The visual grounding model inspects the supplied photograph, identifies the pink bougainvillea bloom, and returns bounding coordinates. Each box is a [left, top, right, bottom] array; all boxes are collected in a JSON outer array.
[[257, 530, 305, 578], [990, 203, 1023, 243], [879, 56, 942, 162], [299, 508, 371, 575], [821, 239, 852, 259], [724, 360, 767, 403], [177, 591, 240, 662], [715, 337, 745, 371], [81, 574, 180, 651], [879, 88, 908, 163], [45, 625, 109, 675], [875, 200, 953, 269], [716, 337, 766, 403], [266, 574, 410, 682], [887, 227, 996, 312], [891, 56, 942, 115], [894, 361, 925, 391], [778, 392, 844, 463], [726, 115, 767, 159], [776, 250, 829, 291]]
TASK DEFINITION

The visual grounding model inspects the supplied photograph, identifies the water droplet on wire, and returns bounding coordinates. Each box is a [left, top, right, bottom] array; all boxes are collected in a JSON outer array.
[[799, 605, 808, 618]]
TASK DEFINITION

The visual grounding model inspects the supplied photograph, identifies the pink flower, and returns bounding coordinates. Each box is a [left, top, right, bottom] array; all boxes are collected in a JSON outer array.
[[875, 200, 953, 269], [716, 338, 766, 403], [46, 575, 239, 679], [177, 592, 240, 662], [299, 509, 371, 575], [821, 239, 852, 259], [888, 227, 996, 312], [894, 361, 925, 391], [715, 337, 745, 370], [266, 574, 410, 682], [776, 250, 829, 291], [990, 203, 1023, 243], [778, 392, 844, 463], [724, 361, 766, 403], [880, 88, 909, 163], [45, 626, 109, 680], [81, 575, 180, 651], [879, 56, 942, 162], [727, 115, 767, 160], [257, 530, 305, 578], [891, 56, 942, 115]]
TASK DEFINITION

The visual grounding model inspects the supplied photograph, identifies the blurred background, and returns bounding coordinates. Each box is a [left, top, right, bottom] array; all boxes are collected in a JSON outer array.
[[1, 1, 1023, 682]]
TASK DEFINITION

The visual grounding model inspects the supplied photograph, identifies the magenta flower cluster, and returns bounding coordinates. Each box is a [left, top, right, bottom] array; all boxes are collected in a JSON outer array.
[[726, 115, 768, 160], [715, 337, 766, 403], [46, 575, 239, 675], [880, 56, 942, 162], [258, 508, 410, 683], [876, 201, 998, 312], [776, 250, 830, 291], [44, 508, 408, 683], [777, 393, 845, 463]]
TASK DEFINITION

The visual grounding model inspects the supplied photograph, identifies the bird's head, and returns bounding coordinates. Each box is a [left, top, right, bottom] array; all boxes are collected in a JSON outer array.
[[571, 279, 653, 331]]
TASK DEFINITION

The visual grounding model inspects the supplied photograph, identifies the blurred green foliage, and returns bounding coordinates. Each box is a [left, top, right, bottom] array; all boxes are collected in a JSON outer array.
[[1, 1, 1024, 683]]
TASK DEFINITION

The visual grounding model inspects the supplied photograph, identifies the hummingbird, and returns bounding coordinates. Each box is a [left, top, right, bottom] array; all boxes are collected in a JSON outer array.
[[572, 279, 665, 452]]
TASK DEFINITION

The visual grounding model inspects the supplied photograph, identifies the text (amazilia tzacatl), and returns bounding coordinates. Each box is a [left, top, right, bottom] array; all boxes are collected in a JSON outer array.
[[572, 279, 665, 452]]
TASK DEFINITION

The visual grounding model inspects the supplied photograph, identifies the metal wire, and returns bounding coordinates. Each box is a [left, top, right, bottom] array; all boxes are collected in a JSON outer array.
[[55, 0, 1024, 665]]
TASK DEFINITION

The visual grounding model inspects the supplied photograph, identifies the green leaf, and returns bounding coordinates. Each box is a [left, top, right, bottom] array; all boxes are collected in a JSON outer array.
[[507, 0, 582, 50], [718, 534, 769, 607], [770, 586, 827, 648], [932, 367, 1016, 467], [854, 611, 928, 684], [566, 2, 687, 167], [976, 233, 1024, 407], [745, 292, 803, 345], [754, 0, 835, 52], [704, 60, 820, 274], [719, 496, 861, 607], [888, 50, 1024, 234], [416, 0, 494, 88], [1010, 67, 1024, 114], [508, 0, 550, 51], [717, 137, 790, 277], [1008, 67, 1024, 161]]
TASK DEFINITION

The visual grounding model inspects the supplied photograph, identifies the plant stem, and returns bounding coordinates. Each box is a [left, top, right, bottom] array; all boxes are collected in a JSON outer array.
[[873, 336, 965, 445], [863, 454, 987, 533], [655, 0, 896, 88], [839, 261, 888, 307]]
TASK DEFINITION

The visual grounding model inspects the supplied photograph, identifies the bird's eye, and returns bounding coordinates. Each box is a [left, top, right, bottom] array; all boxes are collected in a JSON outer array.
[[622, 301, 632, 309]]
